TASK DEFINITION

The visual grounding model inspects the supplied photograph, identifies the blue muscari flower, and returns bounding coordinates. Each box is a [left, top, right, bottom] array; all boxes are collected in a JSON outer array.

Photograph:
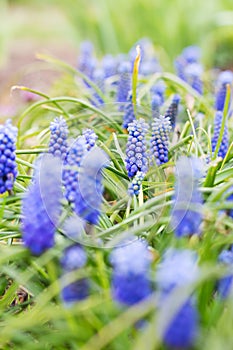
[[174, 57, 187, 81], [22, 155, 62, 255], [61, 278, 89, 305], [174, 46, 202, 82], [116, 53, 128, 66], [164, 94, 180, 129], [128, 171, 145, 196], [218, 70, 233, 85], [92, 68, 105, 106], [150, 115, 171, 166], [156, 248, 199, 349], [192, 75, 203, 95], [82, 128, 98, 151], [125, 118, 148, 178], [0, 120, 18, 194], [77, 41, 96, 81], [49, 116, 68, 161], [215, 85, 228, 112], [63, 136, 87, 204], [62, 213, 86, 241], [122, 92, 135, 129], [140, 58, 161, 76], [170, 156, 204, 238], [156, 248, 199, 292], [225, 187, 233, 218], [212, 111, 228, 159], [217, 249, 233, 299], [110, 239, 152, 306], [117, 61, 132, 111], [185, 63, 203, 94], [215, 70, 233, 112], [60, 243, 89, 305], [74, 147, 109, 224], [61, 243, 87, 271], [182, 46, 201, 64], [151, 93, 162, 119], [151, 81, 166, 104], [102, 54, 118, 79], [163, 300, 199, 349]]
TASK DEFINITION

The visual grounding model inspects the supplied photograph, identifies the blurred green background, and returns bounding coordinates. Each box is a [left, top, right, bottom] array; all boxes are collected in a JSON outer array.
[[0, 0, 232, 96]]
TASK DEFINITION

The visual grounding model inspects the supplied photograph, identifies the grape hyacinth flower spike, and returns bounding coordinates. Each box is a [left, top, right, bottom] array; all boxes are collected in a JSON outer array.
[[174, 46, 201, 82], [217, 249, 233, 299], [128, 171, 145, 196], [140, 58, 161, 76], [77, 41, 96, 82], [117, 61, 132, 111], [22, 155, 62, 255], [156, 248, 199, 349], [212, 111, 228, 159], [110, 239, 152, 306], [150, 115, 171, 166], [122, 91, 135, 130], [151, 93, 162, 119], [182, 45, 201, 64], [49, 116, 68, 161], [102, 54, 118, 79], [60, 242, 89, 306], [151, 81, 166, 105], [125, 118, 148, 178], [62, 213, 86, 241], [164, 94, 180, 130], [82, 128, 98, 151], [215, 70, 233, 112], [170, 156, 204, 238], [74, 147, 109, 225], [63, 136, 87, 204], [185, 63, 203, 95], [174, 56, 187, 81], [225, 187, 233, 219], [0, 119, 18, 194], [92, 68, 105, 106]]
